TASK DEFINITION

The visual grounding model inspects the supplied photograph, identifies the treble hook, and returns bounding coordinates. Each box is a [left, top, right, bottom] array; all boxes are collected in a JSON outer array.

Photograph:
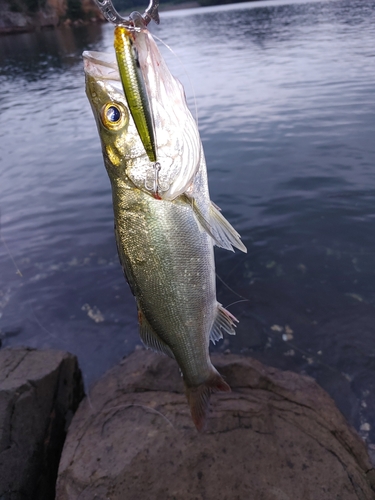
[[94, 0, 160, 26]]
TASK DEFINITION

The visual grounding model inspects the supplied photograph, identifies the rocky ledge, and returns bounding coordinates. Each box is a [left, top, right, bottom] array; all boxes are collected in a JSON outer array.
[[0, 347, 84, 500], [56, 349, 375, 499]]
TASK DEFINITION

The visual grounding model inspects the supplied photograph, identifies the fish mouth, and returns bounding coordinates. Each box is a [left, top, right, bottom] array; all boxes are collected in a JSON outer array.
[[83, 50, 121, 84]]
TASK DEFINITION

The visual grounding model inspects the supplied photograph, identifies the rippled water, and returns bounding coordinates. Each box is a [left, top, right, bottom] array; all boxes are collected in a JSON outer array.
[[1, 0, 375, 451]]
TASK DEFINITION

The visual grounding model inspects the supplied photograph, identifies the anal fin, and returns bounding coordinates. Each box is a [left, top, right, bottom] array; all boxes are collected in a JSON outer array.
[[138, 308, 174, 359], [210, 303, 238, 345]]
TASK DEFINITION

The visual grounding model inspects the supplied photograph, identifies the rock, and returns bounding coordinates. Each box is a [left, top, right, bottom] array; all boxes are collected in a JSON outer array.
[[0, 347, 84, 500], [56, 350, 375, 499], [0, 0, 59, 34], [0, 0, 103, 34]]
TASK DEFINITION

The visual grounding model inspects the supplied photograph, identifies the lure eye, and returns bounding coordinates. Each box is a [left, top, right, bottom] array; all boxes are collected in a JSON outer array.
[[100, 102, 128, 130]]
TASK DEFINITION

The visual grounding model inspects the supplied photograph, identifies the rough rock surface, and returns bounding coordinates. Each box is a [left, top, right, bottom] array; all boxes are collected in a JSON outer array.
[[56, 349, 375, 499], [0, 347, 84, 500]]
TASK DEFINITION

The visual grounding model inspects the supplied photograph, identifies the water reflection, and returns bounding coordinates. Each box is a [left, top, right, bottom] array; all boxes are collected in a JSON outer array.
[[0, 24, 104, 81], [1, 0, 375, 453]]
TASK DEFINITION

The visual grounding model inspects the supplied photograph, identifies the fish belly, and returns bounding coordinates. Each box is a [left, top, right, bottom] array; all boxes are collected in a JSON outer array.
[[112, 177, 216, 387]]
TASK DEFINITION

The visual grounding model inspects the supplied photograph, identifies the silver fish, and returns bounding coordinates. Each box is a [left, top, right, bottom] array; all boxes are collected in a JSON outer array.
[[83, 25, 246, 430]]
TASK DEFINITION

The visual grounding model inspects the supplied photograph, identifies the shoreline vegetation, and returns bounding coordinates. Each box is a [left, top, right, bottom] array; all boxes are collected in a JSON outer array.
[[0, 0, 260, 34]]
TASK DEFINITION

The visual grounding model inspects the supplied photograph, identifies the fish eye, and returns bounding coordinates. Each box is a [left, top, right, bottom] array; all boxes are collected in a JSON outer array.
[[106, 105, 121, 122], [100, 102, 128, 130]]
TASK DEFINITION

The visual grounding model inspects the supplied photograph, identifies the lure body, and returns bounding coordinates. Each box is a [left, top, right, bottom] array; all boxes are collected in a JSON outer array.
[[114, 25, 157, 163]]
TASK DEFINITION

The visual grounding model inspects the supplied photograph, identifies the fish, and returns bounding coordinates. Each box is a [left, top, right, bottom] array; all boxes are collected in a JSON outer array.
[[83, 24, 246, 431]]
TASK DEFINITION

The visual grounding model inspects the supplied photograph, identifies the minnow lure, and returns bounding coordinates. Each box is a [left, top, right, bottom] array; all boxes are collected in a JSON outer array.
[[95, 0, 159, 164], [114, 25, 157, 163]]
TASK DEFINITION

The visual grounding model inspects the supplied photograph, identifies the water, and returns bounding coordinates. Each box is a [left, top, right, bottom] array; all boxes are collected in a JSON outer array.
[[1, 0, 375, 451]]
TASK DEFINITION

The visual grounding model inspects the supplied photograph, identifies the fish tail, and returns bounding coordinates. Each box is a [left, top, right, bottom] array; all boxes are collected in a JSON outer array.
[[185, 371, 230, 432]]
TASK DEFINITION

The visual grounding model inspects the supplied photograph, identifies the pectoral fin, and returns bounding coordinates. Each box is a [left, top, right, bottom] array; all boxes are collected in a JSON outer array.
[[210, 303, 238, 344], [188, 197, 247, 253], [137, 308, 175, 359]]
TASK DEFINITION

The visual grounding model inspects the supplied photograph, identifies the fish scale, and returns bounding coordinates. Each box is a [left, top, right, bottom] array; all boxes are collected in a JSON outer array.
[[112, 179, 215, 386]]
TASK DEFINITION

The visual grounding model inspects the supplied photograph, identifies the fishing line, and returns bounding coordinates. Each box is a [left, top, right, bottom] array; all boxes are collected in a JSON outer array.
[[224, 299, 250, 309], [261, 327, 350, 378], [152, 33, 199, 128], [30, 304, 58, 339], [216, 271, 353, 381], [101, 403, 175, 429], [216, 271, 269, 327], [216, 271, 248, 302]]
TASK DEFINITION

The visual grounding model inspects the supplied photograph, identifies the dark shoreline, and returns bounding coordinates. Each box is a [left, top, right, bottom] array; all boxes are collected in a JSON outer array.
[[0, 4, 199, 36], [0, 0, 104, 36], [0, 0, 265, 35]]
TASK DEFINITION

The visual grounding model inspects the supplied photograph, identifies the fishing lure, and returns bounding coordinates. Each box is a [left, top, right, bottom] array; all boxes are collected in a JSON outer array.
[[95, 0, 159, 166], [114, 25, 157, 163]]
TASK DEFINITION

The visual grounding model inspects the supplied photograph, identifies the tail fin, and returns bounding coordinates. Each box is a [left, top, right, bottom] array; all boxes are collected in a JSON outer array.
[[185, 371, 230, 432]]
